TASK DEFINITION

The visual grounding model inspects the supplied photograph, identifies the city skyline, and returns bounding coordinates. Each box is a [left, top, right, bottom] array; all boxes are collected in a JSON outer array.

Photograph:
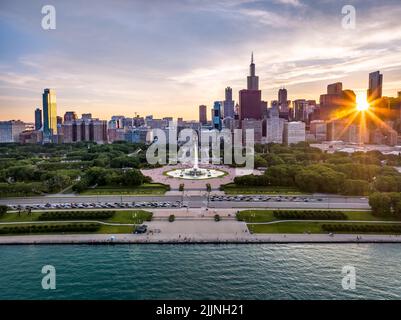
[[1, 0, 401, 121]]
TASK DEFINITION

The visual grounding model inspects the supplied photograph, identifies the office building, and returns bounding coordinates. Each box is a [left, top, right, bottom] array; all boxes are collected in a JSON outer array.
[[212, 101, 222, 130], [34, 108, 42, 130], [64, 112, 77, 122], [223, 87, 235, 118], [42, 88, 57, 138], [82, 113, 92, 120], [264, 116, 285, 144], [368, 71, 383, 102], [278, 88, 289, 113], [242, 119, 263, 144], [0, 120, 27, 143], [239, 90, 262, 121], [283, 121, 306, 145], [19, 130, 43, 144], [199, 105, 207, 125], [125, 127, 149, 144], [239, 54, 262, 121], [319, 83, 356, 121], [326, 119, 369, 143], [247, 52, 259, 90], [327, 82, 343, 95], [293, 99, 307, 121], [310, 120, 327, 142], [62, 118, 107, 143]]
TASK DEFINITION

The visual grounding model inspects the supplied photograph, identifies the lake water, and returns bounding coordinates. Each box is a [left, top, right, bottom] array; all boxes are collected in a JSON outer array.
[[0, 244, 400, 299]]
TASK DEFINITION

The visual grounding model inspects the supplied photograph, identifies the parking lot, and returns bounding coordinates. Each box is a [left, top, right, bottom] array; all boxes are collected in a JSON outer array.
[[209, 195, 325, 203], [8, 201, 185, 211]]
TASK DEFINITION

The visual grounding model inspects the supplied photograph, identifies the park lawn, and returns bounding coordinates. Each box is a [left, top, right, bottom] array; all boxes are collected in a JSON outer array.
[[0, 210, 152, 224], [248, 222, 401, 234], [80, 183, 168, 195], [222, 184, 304, 195], [0, 222, 135, 235], [106, 210, 152, 224], [96, 225, 134, 234], [0, 212, 42, 223], [237, 210, 275, 222], [248, 222, 324, 234], [238, 210, 390, 223]]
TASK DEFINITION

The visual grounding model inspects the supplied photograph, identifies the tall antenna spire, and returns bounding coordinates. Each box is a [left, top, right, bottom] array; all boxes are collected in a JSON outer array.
[[251, 51, 254, 64]]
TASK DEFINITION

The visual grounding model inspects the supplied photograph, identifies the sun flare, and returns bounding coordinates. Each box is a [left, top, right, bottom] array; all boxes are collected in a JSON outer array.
[[356, 93, 370, 111]]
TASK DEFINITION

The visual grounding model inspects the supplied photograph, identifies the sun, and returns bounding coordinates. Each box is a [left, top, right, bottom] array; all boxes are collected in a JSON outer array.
[[356, 93, 370, 111]]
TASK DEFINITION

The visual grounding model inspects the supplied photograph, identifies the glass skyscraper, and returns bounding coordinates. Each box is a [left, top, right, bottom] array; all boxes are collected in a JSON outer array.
[[34, 108, 42, 130], [42, 89, 57, 138]]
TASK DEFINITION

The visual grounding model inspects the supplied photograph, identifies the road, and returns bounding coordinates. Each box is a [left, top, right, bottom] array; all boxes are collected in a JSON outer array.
[[0, 194, 370, 210]]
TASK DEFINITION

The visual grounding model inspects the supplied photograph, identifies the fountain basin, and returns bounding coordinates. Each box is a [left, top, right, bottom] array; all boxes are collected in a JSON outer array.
[[165, 167, 226, 180]]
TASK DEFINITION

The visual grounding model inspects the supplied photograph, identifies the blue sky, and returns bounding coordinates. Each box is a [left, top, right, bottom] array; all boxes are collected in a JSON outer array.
[[1, 0, 401, 121]]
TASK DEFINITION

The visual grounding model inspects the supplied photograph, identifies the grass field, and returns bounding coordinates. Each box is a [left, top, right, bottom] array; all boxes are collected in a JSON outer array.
[[0, 210, 152, 235], [240, 209, 401, 234], [222, 184, 304, 195], [248, 222, 401, 234], [0, 223, 135, 235], [237, 210, 382, 223], [80, 183, 169, 195]]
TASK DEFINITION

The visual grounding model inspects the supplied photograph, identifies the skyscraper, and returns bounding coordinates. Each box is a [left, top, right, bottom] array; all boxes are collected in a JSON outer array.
[[223, 87, 235, 118], [212, 101, 222, 130], [239, 53, 262, 121], [283, 122, 306, 145], [247, 52, 259, 90], [199, 105, 207, 125], [367, 71, 383, 102], [278, 88, 288, 112], [293, 99, 308, 122], [0, 120, 27, 143], [278, 88, 287, 104], [319, 83, 355, 121], [34, 108, 42, 130], [42, 88, 57, 138], [64, 111, 78, 122]]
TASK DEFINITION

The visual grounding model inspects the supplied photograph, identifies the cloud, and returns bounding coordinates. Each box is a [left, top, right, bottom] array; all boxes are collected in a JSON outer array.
[[273, 0, 303, 6], [0, 0, 400, 121]]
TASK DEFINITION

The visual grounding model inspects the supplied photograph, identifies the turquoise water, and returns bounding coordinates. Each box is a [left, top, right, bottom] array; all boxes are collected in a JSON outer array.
[[0, 244, 400, 300]]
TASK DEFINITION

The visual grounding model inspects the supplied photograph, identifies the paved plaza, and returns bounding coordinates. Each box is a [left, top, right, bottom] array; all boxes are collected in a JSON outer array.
[[141, 164, 262, 190]]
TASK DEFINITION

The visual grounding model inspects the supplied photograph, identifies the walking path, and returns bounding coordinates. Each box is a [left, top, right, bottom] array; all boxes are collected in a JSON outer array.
[[248, 219, 401, 225], [2, 211, 401, 244], [1, 232, 401, 244]]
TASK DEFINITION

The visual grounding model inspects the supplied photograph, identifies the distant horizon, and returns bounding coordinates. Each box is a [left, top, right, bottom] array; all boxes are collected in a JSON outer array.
[[1, 0, 401, 122]]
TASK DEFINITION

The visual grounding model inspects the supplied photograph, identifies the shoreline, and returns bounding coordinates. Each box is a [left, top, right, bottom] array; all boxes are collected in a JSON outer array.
[[1, 233, 401, 245]]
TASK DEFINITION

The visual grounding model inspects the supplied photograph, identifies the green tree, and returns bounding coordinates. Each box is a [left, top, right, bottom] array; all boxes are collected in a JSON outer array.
[[343, 179, 370, 196], [374, 175, 400, 192], [121, 169, 144, 186], [369, 192, 392, 216]]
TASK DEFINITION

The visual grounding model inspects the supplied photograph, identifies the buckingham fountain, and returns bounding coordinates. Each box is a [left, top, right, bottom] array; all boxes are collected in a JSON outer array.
[[165, 135, 225, 180]]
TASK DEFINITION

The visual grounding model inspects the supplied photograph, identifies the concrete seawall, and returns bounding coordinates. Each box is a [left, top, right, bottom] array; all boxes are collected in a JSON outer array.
[[2, 233, 401, 245]]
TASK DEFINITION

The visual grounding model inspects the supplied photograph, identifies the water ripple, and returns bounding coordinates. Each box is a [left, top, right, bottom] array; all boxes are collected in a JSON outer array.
[[0, 244, 401, 299]]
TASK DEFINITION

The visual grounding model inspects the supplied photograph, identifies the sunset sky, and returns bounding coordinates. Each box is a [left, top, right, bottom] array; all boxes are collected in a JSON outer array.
[[1, 0, 401, 122]]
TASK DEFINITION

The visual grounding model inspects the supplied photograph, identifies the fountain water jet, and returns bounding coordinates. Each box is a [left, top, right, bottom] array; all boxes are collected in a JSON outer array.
[[165, 134, 225, 180]]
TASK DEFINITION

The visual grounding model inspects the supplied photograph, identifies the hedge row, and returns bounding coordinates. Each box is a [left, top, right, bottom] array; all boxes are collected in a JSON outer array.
[[38, 211, 115, 220], [322, 224, 401, 233], [0, 223, 100, 234], [0, 205, 8, 215], [273, 210, 346, 220]]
